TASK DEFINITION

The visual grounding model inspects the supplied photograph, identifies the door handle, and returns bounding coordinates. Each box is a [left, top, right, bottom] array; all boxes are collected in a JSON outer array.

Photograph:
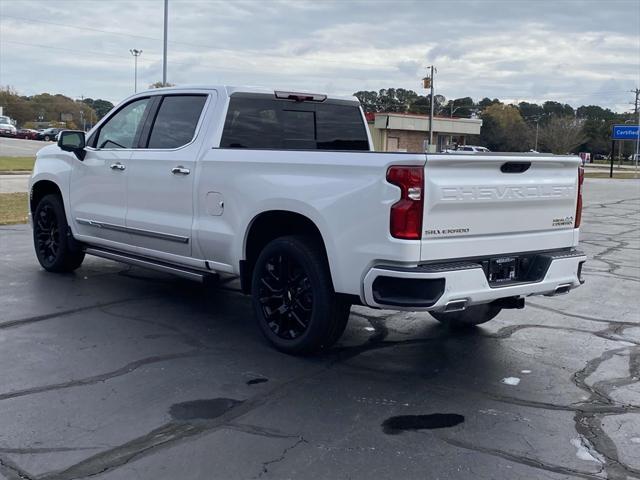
[[171, 166, 190, 175], [110, 162, 125, 171]]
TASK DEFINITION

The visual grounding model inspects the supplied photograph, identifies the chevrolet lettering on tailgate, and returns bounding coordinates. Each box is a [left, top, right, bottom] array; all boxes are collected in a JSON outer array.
[[440, 184, 575, 202]]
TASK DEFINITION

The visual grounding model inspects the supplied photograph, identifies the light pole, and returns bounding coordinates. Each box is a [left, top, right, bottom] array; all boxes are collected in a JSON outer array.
[[129, 49, 143, 93], [534, 118, 540, 151], [163, 0, 168, 86]]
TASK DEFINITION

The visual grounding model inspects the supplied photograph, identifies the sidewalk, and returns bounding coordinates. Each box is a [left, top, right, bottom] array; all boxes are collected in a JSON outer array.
[[585, 162, 639, 171], [0, 174, 29, 193]]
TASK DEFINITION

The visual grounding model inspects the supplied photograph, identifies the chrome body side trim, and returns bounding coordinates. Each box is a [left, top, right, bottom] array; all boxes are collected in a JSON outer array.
[[76, 218, 189, 244]]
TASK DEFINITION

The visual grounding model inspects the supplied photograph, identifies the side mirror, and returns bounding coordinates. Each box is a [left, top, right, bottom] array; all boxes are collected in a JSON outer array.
[[58, 130, 86, 160]]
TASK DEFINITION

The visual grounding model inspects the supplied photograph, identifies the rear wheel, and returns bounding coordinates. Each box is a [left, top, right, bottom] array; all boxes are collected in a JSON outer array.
[[44, 135, 51, 141], [251, 235, 350, 355], [33, 194, 85, 272], [430, 303, 502, 328]]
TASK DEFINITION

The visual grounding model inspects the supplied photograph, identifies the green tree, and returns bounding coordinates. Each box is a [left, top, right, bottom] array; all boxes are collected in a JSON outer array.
[[353, 91, 378, 113], [478, 97, 501, 110], [580, 118, 612, 155], [408, 95, 430, 114], [27, 92, 95, 129], [542, 101, 574, 119], [517, 101, 544, 122], [576, 105, 616, 120], [0, 86, 34, 125], [446, 97, 475, 118], [82, 98, 114, 119], [394, 88, 419, 111], [480, 103, 531, 151], [355, 88, 421, 113]]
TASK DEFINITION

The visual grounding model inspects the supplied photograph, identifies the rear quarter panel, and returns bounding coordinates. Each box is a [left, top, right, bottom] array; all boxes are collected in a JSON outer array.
[[194, 150, 425, 294]]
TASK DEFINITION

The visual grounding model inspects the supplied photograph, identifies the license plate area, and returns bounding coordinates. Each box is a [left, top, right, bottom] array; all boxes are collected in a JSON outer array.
[[487, 257, 517, 284], [480, 253, 553, 287]]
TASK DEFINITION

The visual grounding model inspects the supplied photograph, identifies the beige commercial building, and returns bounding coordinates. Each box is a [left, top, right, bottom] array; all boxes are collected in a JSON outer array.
[[367, 113, 483, 152]]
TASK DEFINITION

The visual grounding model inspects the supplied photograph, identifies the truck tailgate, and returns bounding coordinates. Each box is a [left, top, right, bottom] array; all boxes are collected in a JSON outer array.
[[421, 154, 580, 261]]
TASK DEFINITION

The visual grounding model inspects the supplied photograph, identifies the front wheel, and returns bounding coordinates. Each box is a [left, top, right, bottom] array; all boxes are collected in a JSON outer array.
[[251, 235, 350, 355], [430, 303, 502, 328], [33, 194, 85, 272]]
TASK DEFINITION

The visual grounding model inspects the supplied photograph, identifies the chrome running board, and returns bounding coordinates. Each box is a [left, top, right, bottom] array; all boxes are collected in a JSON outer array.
[[85, 247, 206, 282]]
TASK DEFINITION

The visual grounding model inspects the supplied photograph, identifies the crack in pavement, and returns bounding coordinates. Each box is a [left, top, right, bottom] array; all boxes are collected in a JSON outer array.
[[572, 346, 640, 479], [0, 295, 160, 331], [253, 437, 308, 479], [37, 422, 204, 480], [436, 436, 604, 480], [33, 363, 331, 478], [528, 303, 639, 327], [225, 423, 301, 440], [0, 350, 210, 402], [0, 448, 98, 454]]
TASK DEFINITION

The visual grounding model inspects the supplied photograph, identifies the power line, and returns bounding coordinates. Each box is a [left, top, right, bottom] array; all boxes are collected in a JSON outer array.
[[0, 14, 161, 42], [0, 14, 391, 68], [1, 40, 124, 59], [0, 40, 195, 69]]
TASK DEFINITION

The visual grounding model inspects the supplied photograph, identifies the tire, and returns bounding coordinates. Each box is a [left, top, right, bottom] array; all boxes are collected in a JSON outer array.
[[44, 135, 51, 141], [33, 194, 85, 272], [251, 235, 350, 355], [430, 303, 502, 328]]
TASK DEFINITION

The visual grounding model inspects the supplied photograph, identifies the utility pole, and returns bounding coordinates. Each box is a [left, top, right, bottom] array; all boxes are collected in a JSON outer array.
[[422, 65, 436, 150], [129, 49, 143, 93], [633, 88, 639, 177], [163, 0, 168, 87], [429, 65, 435, 148]]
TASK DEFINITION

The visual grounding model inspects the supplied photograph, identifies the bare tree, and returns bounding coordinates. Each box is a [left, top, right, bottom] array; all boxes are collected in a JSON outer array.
[[538, 116, 587, 154], [149, 81, 176, 89]]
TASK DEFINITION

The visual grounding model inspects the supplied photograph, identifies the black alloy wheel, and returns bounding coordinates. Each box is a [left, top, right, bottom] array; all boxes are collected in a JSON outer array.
[[251, 235, 351, 355], [33, 194, 85, 272], [34, 202, 61, 267], [257, 252, 314, 340]]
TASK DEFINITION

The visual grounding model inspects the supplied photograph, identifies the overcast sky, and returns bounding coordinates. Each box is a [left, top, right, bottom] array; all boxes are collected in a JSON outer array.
[[1, 0, 639, 111]]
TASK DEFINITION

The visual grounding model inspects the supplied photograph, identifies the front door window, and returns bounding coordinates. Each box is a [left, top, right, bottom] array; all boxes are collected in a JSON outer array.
[[96, 98, 150, 149]]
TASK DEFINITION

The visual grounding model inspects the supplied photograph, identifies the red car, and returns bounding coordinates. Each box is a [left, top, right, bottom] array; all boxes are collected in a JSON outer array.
[[16, 128, 39, 140]]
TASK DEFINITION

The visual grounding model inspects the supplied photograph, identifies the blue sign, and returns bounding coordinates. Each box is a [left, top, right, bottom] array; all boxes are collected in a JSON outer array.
[[612, 124, 640, 140]]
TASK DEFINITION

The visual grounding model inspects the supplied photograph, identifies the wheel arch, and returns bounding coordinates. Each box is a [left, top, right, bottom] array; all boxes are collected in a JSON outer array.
[[30, 179, 63, 215], [241, 210, 333, 294]]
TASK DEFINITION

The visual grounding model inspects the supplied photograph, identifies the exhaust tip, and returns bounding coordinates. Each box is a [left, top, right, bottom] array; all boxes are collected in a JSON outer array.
[[546, 284, 571, 296], [445, 299, 468, 312]]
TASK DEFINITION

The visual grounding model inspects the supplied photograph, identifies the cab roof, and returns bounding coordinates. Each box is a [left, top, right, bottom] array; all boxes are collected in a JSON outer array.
[[134, 84, 359, 104]]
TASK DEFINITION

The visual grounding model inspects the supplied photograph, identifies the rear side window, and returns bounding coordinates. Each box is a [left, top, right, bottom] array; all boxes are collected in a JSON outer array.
[[147, 95, 207, 149], [220, 96, 369, 150]]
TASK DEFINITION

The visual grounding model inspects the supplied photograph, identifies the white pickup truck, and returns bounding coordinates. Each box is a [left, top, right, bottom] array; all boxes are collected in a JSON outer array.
[[29, 86, 586, 354]]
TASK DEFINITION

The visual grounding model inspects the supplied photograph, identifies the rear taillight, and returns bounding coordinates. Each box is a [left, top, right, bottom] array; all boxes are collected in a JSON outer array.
[[575, 166, 584, 228], [386, 166, 424, 239]]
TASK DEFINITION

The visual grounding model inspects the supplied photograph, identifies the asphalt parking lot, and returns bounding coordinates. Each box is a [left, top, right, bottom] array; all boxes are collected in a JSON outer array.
[[0, 178, 638, 480], [0, 137, 45, 157]]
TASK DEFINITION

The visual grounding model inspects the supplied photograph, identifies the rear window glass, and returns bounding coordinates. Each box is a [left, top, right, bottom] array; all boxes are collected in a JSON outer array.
[[220, 96, 369, 150], [147, 95, 207, 149]]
